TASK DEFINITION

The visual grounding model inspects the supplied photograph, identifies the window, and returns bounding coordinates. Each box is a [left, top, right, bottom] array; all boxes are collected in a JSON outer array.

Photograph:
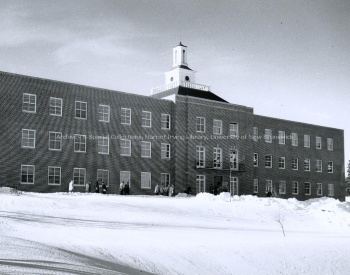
[[98, 104, 110, 122], [316, 136, 322, 149], [213, 119, 222, 135], [22, 93, 36, 113], [328, 161, 333, 173], [120, 139, 131, 156], [141, 172, 151, 189], [213, 147, 222, 169], [161, 173, 170, 187], [161, 113, 171, 129], [21, 165, 35, 184], [278, 131, 285, 145], [327, 138, 333, 151], [316, 160, 322, 172], [161, 143, 170, 159], [231, 177, 239, 195], [229, 123, 238, 138], [279, 181, 286, 194], [97, 169, 109, 187], [265, 129, 272, 143], [265, 155, 272, 168], [120, 171, 130, 187], [74, 134, 86, 153], [305, 182, 311, 195], [196, 146, 205, 168], [292, 181, 298, 195], [121, 108, 131, 125], [49, 131, 62, 151], [253, 127, 258, 142], [292, 158, 298, 170], [304, 135, 310, 148], [73, 168, 86, 186], [49, 97, 62, 116], [291, 133, 298, 146], [22, 129, 36, 148], [196, 175, 205, 193], [230, 149, 239, 171], [316, 183, 323, 196], [253, 179, 258, 194], [97, 136, 109, 154], [328, 184, 334, 196], [75, 101, 87, 119], [278, 157, 285, 169], [196, 117, 205, 133], [304, 159, 310, 171], [253, 153, 258, 167], [141, 141, 151, 158], [265, 180, 272, 193], [48, 166, 61, 185], [142, 111, 152, 127]]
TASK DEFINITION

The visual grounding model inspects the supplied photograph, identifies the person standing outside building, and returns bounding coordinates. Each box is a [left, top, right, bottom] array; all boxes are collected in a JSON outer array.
[[68, 179, 74, 193]]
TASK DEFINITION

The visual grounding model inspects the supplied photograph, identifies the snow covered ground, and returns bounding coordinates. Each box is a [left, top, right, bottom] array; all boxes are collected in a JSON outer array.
[[0, 188, 350, 275]]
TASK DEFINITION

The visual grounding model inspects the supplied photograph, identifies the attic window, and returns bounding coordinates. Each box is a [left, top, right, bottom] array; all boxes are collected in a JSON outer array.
[[185, 76, 190, 81]]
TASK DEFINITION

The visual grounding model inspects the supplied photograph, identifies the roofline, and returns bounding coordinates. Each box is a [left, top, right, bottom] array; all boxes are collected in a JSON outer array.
[[0, 70, 173, 104], [254, 114, 344, 131]]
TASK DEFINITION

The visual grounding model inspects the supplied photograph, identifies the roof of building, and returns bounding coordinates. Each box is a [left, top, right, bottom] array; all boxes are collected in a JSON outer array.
[[177, 42, 187, 47], [177, 86, 228, 103]]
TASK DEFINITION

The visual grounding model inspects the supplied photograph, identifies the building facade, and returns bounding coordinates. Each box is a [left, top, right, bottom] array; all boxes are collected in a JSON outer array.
[[0, 43, 345, 200]]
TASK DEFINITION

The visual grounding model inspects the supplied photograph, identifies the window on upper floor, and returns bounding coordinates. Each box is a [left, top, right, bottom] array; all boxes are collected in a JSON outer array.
[[213, 147, 222, 169], [141, 141, 151, 158], [97, 136, 109, 154], [120, 139, 131, 156], [304, 135, 310, 148], [230, 123, 238, 138], [23, 93, 36, 113], [253, 127, 258, 142], [316, 136, 322, 149], [278, 157, 285, 169], [316, 159, 322, 172], [265, 155, 272, 168], [292, 158, 298, 170], [278, 131, 285, 145], [196, 117, 206, 133], [49, 131, 62, 151], [253, 153, 258, 167], [49, 97, 62, 116], [74, 134, 86, 153], [213, 119, 222, 135], [22, 129, 36, 148], [327, 138, 333, 151], [161, 143, 171, 159], [161, 114, 171, 130], [75, 101, 87, 119], [291, 133, 298, 146], [328, 161, 333, 173], [121, 108, 131, 125], [304, 158, 310, 171], [265, 129, 272, 143], [99, 104, 110, 122], [142, 111, 152, 128], [196, 146, 205, 168]]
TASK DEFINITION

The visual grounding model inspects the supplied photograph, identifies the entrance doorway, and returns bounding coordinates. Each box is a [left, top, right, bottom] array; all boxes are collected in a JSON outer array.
[[214, 176, 223, 194]]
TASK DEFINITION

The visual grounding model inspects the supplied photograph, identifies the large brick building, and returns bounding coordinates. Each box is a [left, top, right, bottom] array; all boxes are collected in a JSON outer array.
[[0, 43, 345, 200]]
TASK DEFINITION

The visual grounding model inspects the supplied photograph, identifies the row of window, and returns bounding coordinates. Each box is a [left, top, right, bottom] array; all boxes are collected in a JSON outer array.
[[253, 127, 333, 150], [21, 130, 171, 159], [255, 179, 334, 196], [22, 94, 171, 129], [21, 165, 171, 188], [254, 154, 334, 173], [196, 118, 239, 137]]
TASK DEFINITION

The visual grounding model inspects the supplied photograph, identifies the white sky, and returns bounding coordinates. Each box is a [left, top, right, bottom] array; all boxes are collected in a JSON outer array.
[[0, 0, 349, 174]]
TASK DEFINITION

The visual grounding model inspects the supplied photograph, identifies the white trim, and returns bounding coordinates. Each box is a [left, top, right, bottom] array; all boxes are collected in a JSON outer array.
[[48, 131, 62, 151], [213, 119, 223, 135], [305, 182, 311, 195], [73, 168, 86, 186], [141, 141, 152, 158], [161, 143, 171, 160], [142, 111, 152, 128], [49, 97, 63, 117], [278, 131, 285, 145], [196, 117, 206, 133], [98, 104, 110, 123], [74, 134, 87, 153], [120, 139, 131, 156], [97, 136, 109, 155], [292, 181, 299, 195], [141, 172, 151, 189], [121, 107, 131, 125], [161, 113, 171, 130]]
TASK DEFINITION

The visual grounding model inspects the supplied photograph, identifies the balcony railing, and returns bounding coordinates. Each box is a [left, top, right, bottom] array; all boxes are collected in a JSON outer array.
[[195, 161, 245, 172], [151, 81, 210, 95]]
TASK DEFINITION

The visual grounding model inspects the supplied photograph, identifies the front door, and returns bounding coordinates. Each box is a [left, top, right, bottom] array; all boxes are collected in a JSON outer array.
[[214, 176, 223, 194]]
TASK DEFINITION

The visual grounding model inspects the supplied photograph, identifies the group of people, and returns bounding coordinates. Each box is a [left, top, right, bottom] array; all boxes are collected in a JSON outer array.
[[68, 179, 108, 194], [154, 183, 175, 196], [119, 181, 130, 195], [208, 184, 228, 195]]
